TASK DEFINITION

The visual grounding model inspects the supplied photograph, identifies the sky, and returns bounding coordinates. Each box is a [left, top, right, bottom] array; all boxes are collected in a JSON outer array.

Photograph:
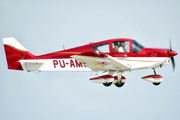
[[0, 0, 180, 120]]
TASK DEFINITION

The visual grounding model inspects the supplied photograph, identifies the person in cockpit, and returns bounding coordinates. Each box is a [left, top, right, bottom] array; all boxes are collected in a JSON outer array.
[[118, 41, 127, 52]]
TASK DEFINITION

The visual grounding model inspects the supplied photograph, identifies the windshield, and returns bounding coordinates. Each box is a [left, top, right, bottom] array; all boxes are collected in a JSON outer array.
[[132, 40, 144, 53]]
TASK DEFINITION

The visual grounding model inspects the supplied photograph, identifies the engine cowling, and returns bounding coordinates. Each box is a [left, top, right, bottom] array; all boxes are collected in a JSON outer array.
[[141, 75, 163, 83]]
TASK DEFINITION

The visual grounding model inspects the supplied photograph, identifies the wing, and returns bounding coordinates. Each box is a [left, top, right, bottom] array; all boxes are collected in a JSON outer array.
[[71, 52, 130, 72]]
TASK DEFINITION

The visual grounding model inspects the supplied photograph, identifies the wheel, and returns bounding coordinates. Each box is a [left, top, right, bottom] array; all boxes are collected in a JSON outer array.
[[115, 82, 125, 87], [103, 82, 112, 87], [153, 82, 161, 86]]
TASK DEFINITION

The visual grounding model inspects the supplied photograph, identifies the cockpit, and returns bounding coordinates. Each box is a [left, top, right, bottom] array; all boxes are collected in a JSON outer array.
[[112, 41, 130, 53], [92, 39, 144, 54]]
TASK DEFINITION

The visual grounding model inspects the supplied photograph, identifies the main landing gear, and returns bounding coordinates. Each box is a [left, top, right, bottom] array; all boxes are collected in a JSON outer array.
[[102, 75, 126, 87], [103, 82, 112, 87], [115, 82, 125, 87], [103, 82, 125, 87]]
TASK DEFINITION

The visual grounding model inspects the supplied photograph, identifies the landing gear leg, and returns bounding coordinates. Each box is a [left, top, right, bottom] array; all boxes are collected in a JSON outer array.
[[115, 72, 125, 87], [153, 68, 156, 75], [152, 68, 161, 86]]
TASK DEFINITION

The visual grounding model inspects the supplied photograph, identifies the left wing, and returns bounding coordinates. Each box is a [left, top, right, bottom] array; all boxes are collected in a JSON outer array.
[[71, 52, 130, 72]]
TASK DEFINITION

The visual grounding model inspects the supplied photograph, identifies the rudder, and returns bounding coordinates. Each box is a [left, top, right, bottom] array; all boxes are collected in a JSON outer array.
[[3, 37, 34, 70]]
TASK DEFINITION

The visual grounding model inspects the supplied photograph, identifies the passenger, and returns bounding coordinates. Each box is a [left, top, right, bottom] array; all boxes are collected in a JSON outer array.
[[118, 42, 127, 52]]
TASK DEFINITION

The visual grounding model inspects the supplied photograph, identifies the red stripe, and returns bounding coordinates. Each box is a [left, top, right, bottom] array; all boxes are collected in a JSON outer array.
[[142, 75, 163, 79], [90, 75, 113, 80]]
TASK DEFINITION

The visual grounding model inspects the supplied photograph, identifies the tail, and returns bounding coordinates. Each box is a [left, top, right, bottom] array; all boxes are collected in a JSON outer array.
[[3, 37, 35, 70]]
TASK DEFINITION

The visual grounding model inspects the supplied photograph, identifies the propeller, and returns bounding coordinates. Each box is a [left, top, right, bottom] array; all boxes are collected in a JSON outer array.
[[171, 56, 175, 73], [169, 39, 176, 74]]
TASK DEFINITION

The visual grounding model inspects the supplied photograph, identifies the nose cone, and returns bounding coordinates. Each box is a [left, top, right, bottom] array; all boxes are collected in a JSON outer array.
[[169, 50, 178, 57]]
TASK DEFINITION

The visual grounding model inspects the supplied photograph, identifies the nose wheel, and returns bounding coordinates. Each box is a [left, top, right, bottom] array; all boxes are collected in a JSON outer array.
[[153, 82, 161, 86]]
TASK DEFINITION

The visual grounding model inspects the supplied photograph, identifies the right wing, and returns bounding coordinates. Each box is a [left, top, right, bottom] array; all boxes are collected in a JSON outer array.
[[71, 52, 130, 72]]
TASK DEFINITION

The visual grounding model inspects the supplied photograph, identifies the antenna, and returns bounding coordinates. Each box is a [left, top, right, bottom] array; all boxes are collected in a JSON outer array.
[[72, 36, 83, 45], [63, 45, 65, 50]]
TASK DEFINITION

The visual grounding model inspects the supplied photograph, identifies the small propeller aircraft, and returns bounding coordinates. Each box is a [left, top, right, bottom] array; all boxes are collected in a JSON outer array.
[[3, 37, 178, 87]]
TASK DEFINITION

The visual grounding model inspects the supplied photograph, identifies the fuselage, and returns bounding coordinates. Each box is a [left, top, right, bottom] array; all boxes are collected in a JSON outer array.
[[18, 38, 177, 72]]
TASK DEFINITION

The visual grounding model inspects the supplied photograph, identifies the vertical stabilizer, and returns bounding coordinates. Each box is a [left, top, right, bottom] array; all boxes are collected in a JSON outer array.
[[3, 37, 34, 70]]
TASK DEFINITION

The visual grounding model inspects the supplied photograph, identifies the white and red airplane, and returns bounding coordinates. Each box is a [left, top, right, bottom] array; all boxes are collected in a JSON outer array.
[[3, 37, 178, 87]]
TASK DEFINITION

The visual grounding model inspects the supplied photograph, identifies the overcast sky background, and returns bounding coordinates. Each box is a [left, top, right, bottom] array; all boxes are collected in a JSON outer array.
[[0, 0, 180, 120]]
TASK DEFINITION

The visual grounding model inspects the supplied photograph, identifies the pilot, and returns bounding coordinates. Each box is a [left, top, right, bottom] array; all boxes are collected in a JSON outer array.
[[118, 41, 127, 52]]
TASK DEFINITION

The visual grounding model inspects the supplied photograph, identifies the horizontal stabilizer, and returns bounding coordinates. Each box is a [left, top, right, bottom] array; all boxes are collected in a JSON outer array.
[[19, 60, 44, 71]]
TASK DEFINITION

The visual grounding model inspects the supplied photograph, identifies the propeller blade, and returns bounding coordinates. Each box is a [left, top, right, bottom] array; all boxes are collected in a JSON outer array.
[[171, 57, 175, 73], [169, 38, 172, 52], [169, 38, 176, 74]]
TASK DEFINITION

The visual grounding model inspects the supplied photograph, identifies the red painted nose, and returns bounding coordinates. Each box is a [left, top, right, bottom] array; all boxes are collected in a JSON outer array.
[[169, 51, 178, 57]]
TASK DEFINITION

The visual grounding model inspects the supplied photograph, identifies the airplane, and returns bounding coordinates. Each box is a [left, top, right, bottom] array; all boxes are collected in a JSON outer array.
[[2, 37, 178, 87]]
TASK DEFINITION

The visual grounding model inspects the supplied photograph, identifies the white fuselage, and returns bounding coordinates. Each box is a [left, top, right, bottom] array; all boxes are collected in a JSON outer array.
[[20, 57, 169, 72]]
